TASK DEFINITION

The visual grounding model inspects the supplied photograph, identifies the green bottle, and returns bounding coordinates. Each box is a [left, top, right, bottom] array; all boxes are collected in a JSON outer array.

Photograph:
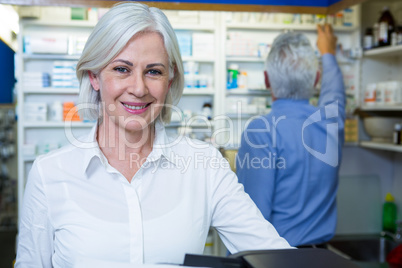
[[382, 193, 397, 233]]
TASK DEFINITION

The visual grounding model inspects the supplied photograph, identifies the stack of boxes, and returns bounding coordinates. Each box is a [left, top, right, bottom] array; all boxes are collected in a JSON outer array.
[[23, 72, 51, 88], [192, 33, 215, 58], [176, 31, 214, 90], [52, 61, 79, 88], [24, 102, 47, 122], [226, 32, 269, 58]]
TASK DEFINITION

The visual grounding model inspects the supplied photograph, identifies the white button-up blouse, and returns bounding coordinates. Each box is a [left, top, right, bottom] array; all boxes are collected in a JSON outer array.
[[15, 120, 290, 268]]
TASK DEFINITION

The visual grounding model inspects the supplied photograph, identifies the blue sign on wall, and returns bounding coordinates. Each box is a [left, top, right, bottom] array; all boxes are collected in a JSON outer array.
[[0, 40, 15, 104]]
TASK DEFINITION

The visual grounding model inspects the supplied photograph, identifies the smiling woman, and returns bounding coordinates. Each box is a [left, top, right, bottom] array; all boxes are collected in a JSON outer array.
[[76, 3, 183, 124], [88, 32, 172, 159], [15, 2, 291, 267]]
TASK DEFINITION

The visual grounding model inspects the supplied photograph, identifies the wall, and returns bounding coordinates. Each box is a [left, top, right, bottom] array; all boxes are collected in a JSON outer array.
[[336, 146, 394, 234], [392, 153, 402, 220]]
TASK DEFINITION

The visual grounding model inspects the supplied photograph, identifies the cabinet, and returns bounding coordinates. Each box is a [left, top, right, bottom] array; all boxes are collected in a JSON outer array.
[[219, 9, 361, 147], [16, 20, 96, 223], [166, 17, 219, 143], [358, 0, 402, 152]]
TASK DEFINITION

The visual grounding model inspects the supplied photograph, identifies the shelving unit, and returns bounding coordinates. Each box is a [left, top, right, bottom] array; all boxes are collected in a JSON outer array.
[[360, 141, 402, 153], [166, 121, 214, 128], [21, 19, 97, 27], [363, 45, 402, 58], [171, 24, 215, 31], [23, 87, 80, 94], [182, 56, 215, 63], [23, 122, 94, 128], [16, 19, 96, 227], [220, 6, 361, 147], [226, 57, 265, 63], [226, 23, 359, 32], [360, 105, 402, 111], [226, 89, 270, 96], [22, 54, 81, 60], [358, 0, 402, 154], [182, 89, 215, 96]]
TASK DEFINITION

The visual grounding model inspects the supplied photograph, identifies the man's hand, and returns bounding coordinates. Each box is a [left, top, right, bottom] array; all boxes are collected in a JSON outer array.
[[317, 24, 337, 55]]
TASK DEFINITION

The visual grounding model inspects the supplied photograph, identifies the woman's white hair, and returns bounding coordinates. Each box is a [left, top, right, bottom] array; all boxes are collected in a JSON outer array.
[[265, 32, 318, 100], [76, 2, 184, 124]]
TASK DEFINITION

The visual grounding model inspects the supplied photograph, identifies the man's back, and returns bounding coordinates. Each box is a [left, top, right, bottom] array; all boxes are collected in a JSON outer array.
[[237, 93, 344, 246], [236, 26, 346, 247]]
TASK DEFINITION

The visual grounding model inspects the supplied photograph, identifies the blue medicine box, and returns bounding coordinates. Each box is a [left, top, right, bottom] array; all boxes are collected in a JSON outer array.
[[175, 31, 192, 57]]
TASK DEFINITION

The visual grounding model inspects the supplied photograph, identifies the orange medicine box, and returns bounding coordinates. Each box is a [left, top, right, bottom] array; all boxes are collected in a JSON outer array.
[[63, 102, 81, 121]]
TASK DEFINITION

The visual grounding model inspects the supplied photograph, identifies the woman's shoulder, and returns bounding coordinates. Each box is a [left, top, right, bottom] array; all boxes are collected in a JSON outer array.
[[34, 142, 87, 166], [167, 135, 221, 158]]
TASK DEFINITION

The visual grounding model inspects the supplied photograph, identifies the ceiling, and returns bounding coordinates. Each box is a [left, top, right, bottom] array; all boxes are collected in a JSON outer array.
[[0, 0, 368, 14]]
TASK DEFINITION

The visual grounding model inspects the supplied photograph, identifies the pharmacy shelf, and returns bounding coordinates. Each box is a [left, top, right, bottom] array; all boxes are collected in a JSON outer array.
[[166, 122, 215, 128], [344, 142, 359, 147], [23, 87, 80, 94], [23, 155, 36, 162], [21, 19, 97, 28], [226, 56, 265, 63], [182, 56, 215, 62], [23, 54, 81, 60], [182, 89, 215, 96], [23, 122, 95, 128], [364, 45, 402, 57], [360, 141, 402, 153], [226, 23, 359, 32], [226, 89, 270, 96], [359, 105, 402, 111], [172, 24, 215, 31]]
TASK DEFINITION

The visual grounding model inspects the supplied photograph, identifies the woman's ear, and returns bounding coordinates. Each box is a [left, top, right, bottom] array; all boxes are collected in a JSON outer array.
[[88, 71, 100, 91], [168, 78, 174, 89], [168, 66, 177, 90]]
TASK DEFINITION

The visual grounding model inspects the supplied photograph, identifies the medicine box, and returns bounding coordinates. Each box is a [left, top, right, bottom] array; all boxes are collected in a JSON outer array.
[[24, 102, 47, 122], [192, 33, 215, 58], [176, 32, 192, 57], [24, 36, 68, 54]]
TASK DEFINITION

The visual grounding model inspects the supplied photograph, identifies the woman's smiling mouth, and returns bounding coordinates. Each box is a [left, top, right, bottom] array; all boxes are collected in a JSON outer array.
[[121, 102, 151, 114]]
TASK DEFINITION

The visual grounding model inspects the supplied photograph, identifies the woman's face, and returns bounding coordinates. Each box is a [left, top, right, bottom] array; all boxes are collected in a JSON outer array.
[[89, 32, 171, 132]]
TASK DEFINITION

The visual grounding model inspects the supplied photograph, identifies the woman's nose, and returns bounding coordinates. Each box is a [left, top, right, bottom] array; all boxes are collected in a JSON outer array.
[[127, 73, 148, 97]]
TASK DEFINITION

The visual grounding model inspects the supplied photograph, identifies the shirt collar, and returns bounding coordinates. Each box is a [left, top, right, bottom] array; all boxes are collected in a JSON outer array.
[[80, 122, 107, 174], [80, 120, 178, 174], [146, 119, 177, 165]]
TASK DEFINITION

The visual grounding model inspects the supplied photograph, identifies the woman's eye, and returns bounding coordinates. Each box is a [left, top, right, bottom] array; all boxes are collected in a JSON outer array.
[[114, 67, 129, 73], [147, 69, 162, 76]]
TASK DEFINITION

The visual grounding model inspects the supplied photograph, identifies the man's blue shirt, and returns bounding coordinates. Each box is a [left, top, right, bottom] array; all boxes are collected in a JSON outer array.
[[236, 54, 346, 247]]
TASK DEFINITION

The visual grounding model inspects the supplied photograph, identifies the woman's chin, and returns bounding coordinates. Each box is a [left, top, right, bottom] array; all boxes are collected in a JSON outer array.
[[120, 119, 153, 133]]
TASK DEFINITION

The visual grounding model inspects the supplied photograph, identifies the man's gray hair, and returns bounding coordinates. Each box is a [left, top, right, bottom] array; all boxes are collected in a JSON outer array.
[[76, 2, 184, 124], [265, 32, 318, 100]]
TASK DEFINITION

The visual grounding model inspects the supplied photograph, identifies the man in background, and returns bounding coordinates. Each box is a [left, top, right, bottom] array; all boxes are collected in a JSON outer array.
[[236, 24, 345, 247]]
